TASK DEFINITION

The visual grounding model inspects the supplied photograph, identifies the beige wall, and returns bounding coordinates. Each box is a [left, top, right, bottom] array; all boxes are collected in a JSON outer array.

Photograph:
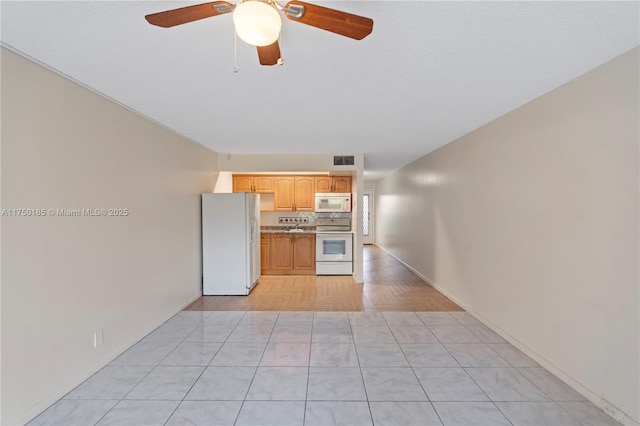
[[375, 48, 639, 423], [1, 48, 219, 424]]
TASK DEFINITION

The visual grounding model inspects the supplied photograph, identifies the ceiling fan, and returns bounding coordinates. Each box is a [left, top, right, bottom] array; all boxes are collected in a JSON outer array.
[[145, 0, 373, 66]]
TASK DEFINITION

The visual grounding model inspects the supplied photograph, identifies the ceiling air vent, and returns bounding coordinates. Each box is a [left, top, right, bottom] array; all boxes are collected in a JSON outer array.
[[333, 155, 355, 166]]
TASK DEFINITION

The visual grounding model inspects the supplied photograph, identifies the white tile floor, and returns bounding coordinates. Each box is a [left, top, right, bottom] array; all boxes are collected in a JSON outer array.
[[29, 311, 620, 426]]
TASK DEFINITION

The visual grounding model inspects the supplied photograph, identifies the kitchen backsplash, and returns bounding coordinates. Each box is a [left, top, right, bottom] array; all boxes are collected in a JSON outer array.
[[260, 211, 351, 226]]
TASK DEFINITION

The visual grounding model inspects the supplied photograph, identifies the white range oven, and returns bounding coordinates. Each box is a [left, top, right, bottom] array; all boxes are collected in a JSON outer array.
[[316, 218, 353, 275]]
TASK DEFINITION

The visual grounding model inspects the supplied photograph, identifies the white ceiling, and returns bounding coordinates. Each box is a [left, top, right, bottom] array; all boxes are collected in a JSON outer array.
[[2, 1, 638, 179]]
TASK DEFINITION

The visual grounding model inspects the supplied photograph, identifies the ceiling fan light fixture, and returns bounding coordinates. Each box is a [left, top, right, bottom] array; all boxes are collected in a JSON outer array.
[[233, 0, 282, 47]]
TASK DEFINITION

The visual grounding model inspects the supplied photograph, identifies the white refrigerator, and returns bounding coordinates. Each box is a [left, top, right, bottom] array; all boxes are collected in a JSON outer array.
[[202, 193, 260, 295]]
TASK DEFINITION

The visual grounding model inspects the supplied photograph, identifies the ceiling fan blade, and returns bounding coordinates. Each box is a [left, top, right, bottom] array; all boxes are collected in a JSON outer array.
[[284, 1, 373, 40], [257, 41, 281, 66], [145, 1, 233, 28]]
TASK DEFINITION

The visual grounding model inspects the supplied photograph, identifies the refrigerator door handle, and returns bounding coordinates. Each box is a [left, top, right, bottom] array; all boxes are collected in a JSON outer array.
[[250, 217, 256, 244]]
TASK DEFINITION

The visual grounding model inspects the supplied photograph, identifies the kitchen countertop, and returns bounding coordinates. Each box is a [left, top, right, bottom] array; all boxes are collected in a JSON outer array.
[[261, 226, 316, 234]]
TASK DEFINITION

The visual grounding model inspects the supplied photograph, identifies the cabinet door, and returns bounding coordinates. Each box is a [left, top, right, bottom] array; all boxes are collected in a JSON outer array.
[[271, 234, 293, 270], [293, 235, 316, 271], [315, 176, 332, 193], [260, 234, 271, 270], [332, 177, 351, 193], [294, 176, 315, 211], [254, 176, 274, 193], [233, 175, 253, 192], [274, 176, 295, 211]]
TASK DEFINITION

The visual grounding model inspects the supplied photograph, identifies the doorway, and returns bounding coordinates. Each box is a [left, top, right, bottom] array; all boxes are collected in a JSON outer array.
[[362, 189, 374, 245]]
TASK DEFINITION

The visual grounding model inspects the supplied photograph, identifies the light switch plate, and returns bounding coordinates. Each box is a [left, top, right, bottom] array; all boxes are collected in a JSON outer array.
[[93, 329, 103, 348]]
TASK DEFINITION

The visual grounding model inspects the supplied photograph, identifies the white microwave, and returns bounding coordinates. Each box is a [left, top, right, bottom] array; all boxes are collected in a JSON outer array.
[[315, 193, 351, 212]]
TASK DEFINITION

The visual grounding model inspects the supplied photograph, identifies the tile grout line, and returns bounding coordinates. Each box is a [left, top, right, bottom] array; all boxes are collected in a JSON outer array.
[[348, 312, 375, 425], [178, 310, 247, 425], [93, 315, 197, 426], [425, 314, 501, 411], [304, 312, 318, 425], [233, 311, 279, 425], [391, 311, 447, 426], [161, 312, 230, 425], [382, 312, 445, 425]]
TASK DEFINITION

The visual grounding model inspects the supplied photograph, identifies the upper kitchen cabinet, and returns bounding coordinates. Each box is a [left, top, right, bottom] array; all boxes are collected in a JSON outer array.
[[274, 176, 294, 211], [233, 175, 253, 192], [333, 177, 351, 193], [254, 176, 275, 193], [294, 176, 315, 211], [274, 176, 315, 211], [315, 176, 351, 193], [232, 175, 274, 193]]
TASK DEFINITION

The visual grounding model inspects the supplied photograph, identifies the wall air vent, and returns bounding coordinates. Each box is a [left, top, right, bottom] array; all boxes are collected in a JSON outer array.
[[333, 155, 355, 166]]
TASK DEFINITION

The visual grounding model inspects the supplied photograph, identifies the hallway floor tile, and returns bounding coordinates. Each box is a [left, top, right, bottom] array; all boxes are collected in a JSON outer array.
[[29, 310, 614, 425]]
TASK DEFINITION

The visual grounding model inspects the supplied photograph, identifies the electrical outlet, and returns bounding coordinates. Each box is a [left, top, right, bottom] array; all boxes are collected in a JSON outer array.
[[602, 399, 624, 423], [278, 217, 309, 224], [93, 329, 103, 348]]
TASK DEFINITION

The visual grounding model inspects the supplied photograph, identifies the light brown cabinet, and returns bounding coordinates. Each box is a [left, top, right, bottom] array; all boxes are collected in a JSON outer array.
[[274, 176, 315, 212], [292, 234, 315, 271], [270, 233, 294, 271], [261, 233, 315, 275], [274, 177, 294, 211], [315, 176, 351, 193], [260, 234, 271, 270], [233, 175, 274, 193], [333, 176, 351, 193], [234, 174, 351, 212], [294, 176, 315, 211]]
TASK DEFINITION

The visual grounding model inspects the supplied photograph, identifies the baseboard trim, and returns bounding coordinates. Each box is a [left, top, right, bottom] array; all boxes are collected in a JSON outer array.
[[374, 243, 638, 425], [20, 292, 202, 426]]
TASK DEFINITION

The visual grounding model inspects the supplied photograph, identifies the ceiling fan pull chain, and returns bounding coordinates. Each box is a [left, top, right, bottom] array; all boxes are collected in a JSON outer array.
[[232, 25, 240, 73], [277, 31, 285, 65]]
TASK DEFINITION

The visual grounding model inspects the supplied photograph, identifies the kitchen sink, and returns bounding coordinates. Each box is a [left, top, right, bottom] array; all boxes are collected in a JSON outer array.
[[286, 229, 306, 233]]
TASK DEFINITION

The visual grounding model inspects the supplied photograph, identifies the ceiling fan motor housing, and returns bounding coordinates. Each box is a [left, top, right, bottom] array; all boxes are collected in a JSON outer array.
[[233, 0, 283, 46]]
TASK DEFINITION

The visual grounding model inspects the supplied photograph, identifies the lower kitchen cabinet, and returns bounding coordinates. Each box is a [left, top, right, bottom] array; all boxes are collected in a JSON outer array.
[[260, 234, 271, 270], [261, 233, 315, 275], [292, 233, 315, 271], [270, 234, 293, 271]]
